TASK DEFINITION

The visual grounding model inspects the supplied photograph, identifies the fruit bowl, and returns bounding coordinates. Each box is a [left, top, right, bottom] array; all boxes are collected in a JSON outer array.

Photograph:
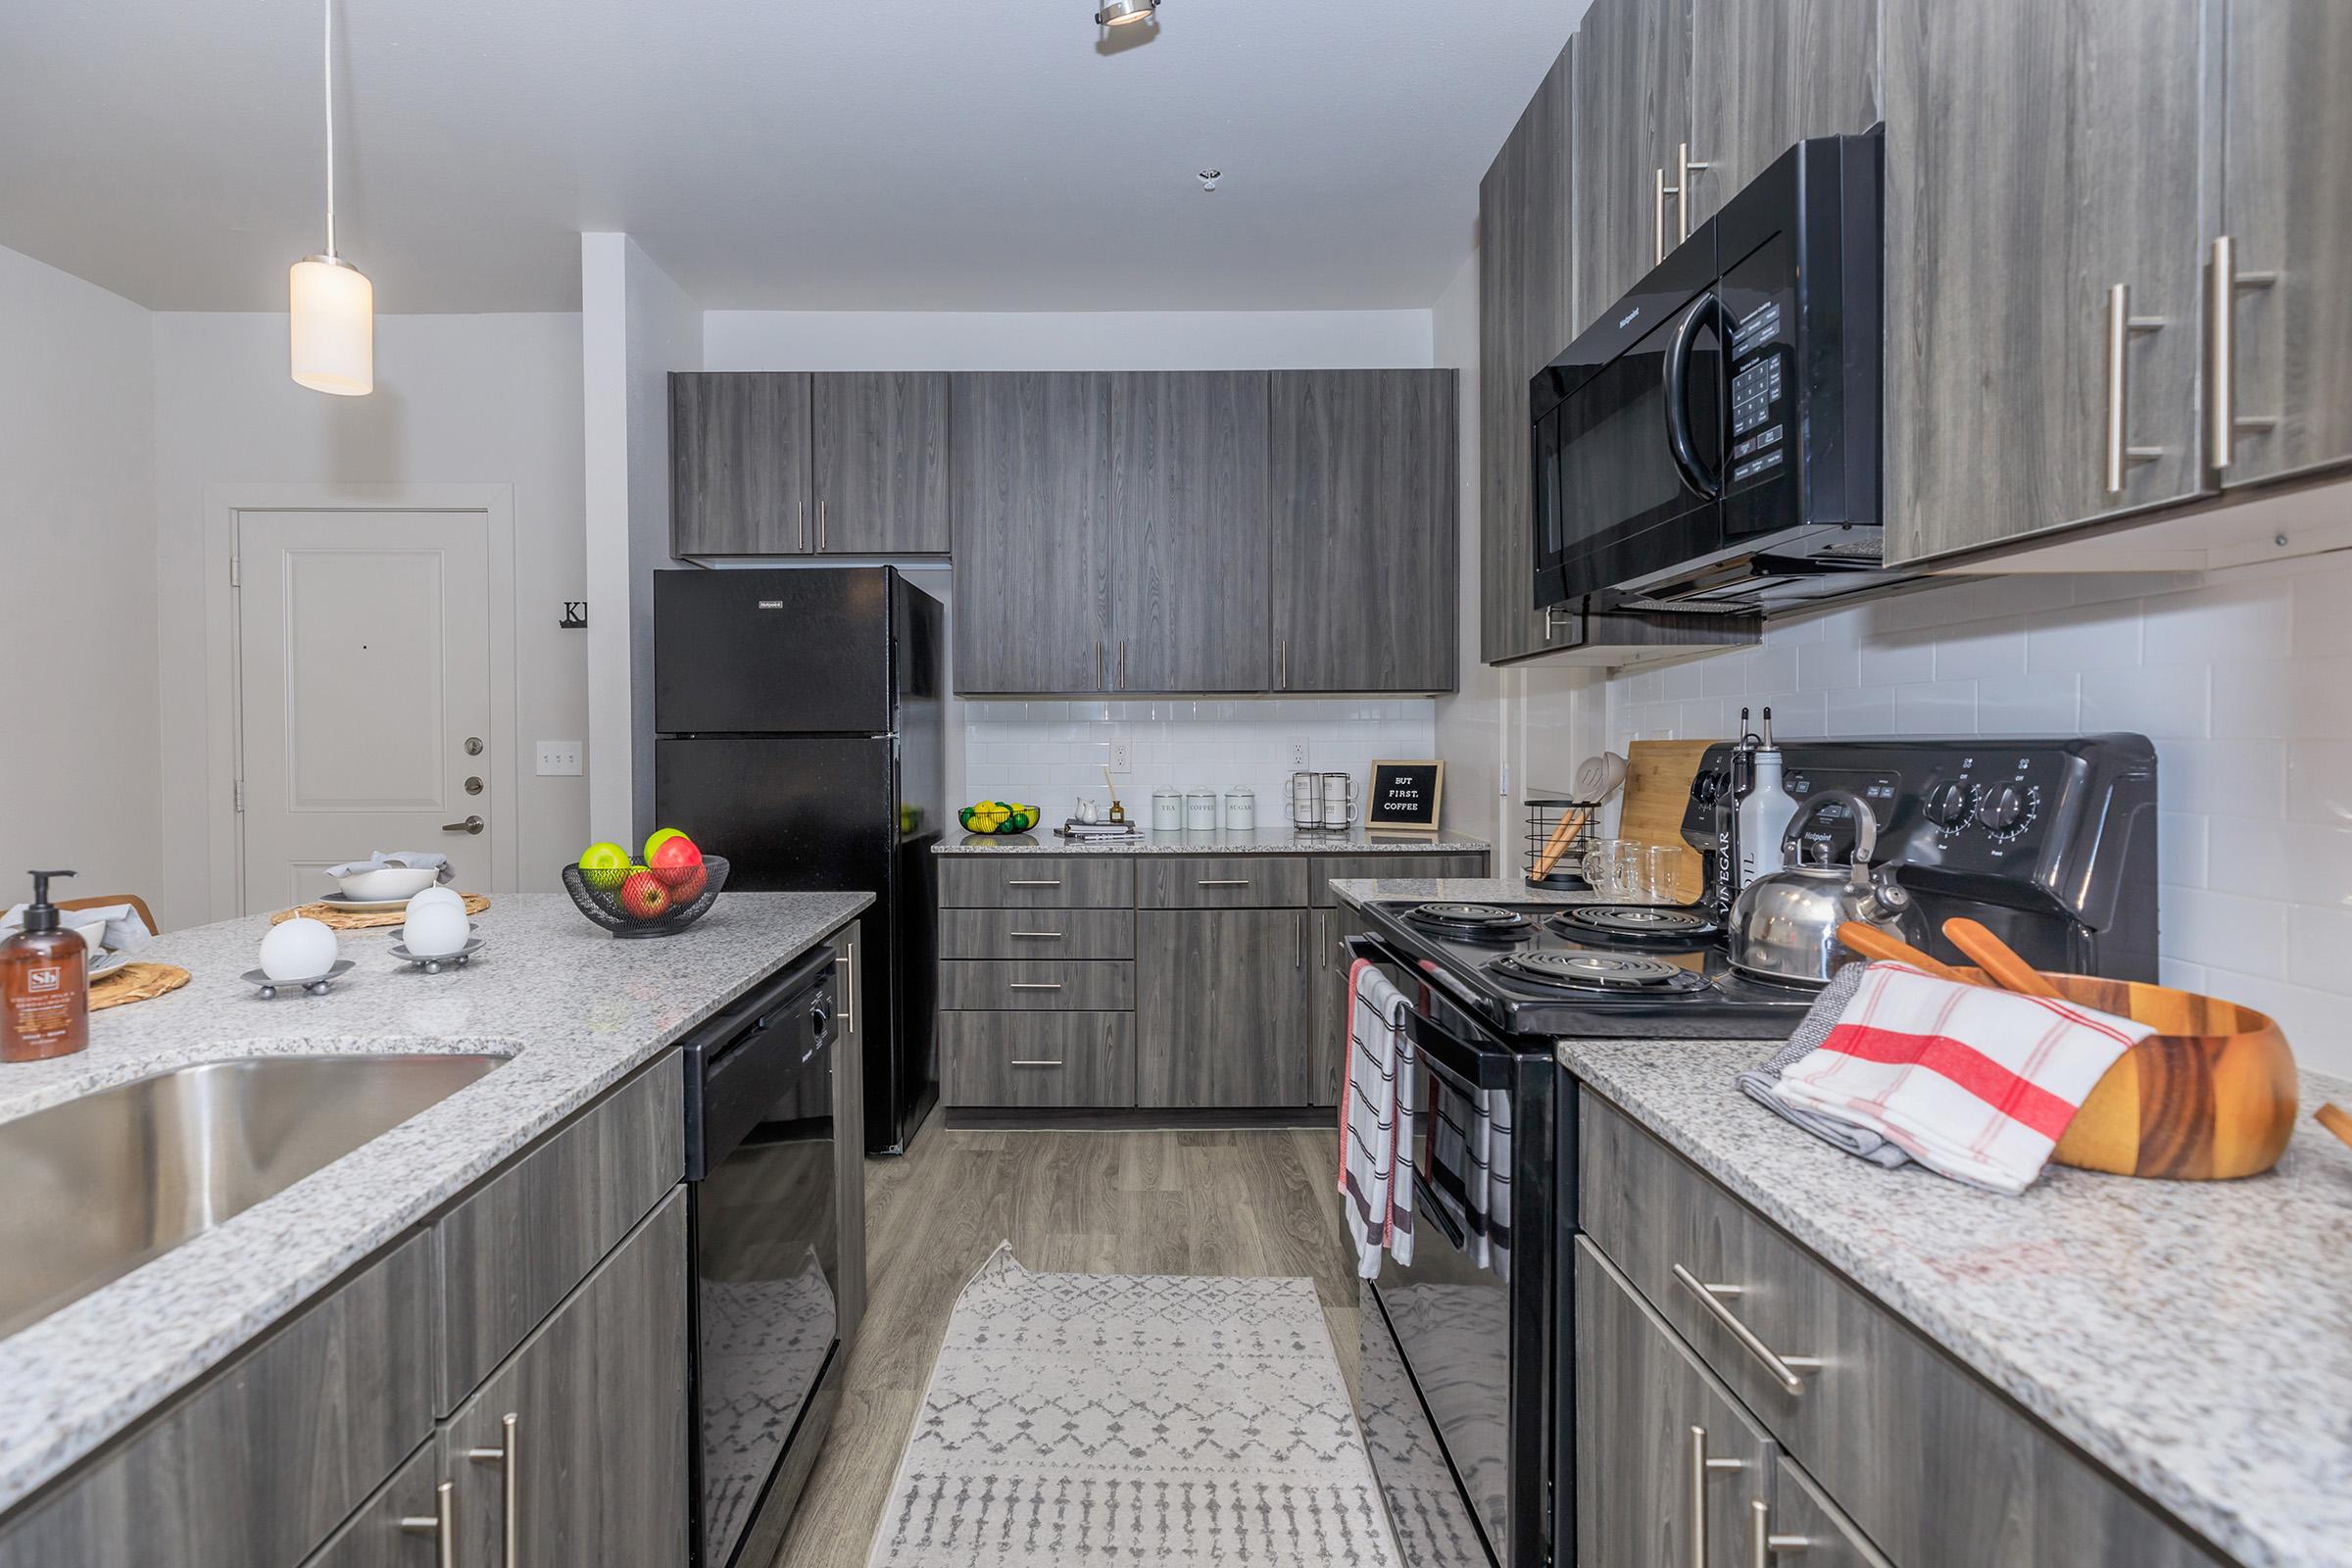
[[563, 857, 728, 938], [958, 803, 1038, 835]]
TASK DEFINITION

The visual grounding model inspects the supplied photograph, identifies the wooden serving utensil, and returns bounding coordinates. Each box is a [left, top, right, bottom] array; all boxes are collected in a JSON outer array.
[[1834, 921, 1979, 986], [1533, 752, 1629, 881], [1941, 917, 2064, 999], [2317, 1103, 2352, 1152]]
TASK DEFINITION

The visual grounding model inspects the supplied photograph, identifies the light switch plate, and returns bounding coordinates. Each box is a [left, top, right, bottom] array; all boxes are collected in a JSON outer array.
[[536, 741, 583, 776]]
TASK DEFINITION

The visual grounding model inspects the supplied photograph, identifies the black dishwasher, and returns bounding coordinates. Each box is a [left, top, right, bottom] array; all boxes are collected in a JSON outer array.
[[683, 945, 842, 1568]]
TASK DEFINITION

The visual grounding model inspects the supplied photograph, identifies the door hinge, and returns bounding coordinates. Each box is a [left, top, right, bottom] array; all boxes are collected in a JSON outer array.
[[228, 555, 240, 588], [233, 778, 245, 812]]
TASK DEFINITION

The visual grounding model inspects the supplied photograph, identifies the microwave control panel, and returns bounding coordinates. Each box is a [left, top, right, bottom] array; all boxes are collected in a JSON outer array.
[[1725, 295, 1789, 488]]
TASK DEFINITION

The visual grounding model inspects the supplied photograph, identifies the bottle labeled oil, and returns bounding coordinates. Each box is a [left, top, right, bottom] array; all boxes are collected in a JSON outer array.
[[2, 870, 90, 1063]]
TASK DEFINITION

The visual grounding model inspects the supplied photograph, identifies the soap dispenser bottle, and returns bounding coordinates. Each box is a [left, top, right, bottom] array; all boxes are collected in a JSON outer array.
[[3, 870, 89, 1063]]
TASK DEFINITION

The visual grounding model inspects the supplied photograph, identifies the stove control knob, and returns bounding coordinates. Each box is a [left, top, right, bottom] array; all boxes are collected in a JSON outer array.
[[1980, 782, 2037, 837], [1691, 768, 1728, 805], [1924, 782, 1975, 832]]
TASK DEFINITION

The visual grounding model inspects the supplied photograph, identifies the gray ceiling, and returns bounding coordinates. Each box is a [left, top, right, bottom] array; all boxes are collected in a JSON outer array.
[[0, 1, 1585, 313]]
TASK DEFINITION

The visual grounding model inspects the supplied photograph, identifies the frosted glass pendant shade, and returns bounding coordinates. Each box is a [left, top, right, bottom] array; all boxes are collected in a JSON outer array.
[[289, 255, 373, 395]]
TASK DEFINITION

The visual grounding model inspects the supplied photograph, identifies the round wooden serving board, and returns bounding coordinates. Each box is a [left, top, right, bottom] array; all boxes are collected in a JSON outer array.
[[90, 962, 191, 1011]]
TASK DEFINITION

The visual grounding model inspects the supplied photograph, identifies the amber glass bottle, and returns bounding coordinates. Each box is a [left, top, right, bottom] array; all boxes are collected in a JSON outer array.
[[2, 870, 89, 1063]]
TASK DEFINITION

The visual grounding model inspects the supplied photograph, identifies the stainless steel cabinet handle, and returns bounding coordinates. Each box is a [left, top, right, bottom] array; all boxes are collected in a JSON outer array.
[[818, 498, 827, 552], [1010, 1058, 1064, 1067], [1676, 142, 1711, 244], [800, 498, 808, 553], [1007, 879, 1061, 887], [1008, 931, 1064, 940], [1749, 1499, 1814, 1567], [1297, 913, 1304, 969], [1098, 640, 1104, 688], [399, 1480, 458, 1568], [2103, 282, 2167, 494], [1279, 636, 1288, 690], [1008, 982, 1064, 991], [838, 941, 854, 1033], [1654, 167, 1669, 264], [466, 1411, 520, 1568], [1672, 1264, 1823, 1394], [2208, 234, 2279, 470], [1119, 640, 1127, 690], [441, 815, 485, 835], [1198, 878, 1250, 887], [1688, 1425, 1746, 1568]]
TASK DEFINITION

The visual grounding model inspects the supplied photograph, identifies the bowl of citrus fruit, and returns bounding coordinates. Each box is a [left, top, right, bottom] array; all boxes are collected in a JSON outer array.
[[957, 800, 1039, 836], [564, 829, 728, 937]]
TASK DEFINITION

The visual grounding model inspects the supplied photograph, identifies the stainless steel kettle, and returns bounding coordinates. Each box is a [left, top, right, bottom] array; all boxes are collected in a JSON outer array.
[[1728, 789, 1922, 985]]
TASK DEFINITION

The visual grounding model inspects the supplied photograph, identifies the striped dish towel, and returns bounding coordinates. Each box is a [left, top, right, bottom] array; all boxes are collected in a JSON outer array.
[[1737, 962, 1910, 1170], [1338, 958, 1416, 1278], [1767, 961, 2151, 1196]]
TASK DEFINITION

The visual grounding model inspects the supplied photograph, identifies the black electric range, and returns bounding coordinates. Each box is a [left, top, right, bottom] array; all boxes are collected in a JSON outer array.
[[1356, 897, 1818, 1043]]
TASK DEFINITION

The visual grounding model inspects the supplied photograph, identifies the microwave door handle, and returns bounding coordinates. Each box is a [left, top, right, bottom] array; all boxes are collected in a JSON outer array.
[[1664, 290, 1724, 497]]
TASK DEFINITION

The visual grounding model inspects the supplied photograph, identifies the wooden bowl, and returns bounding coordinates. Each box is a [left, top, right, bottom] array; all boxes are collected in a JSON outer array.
[[1955, 969, 2298, 1179]]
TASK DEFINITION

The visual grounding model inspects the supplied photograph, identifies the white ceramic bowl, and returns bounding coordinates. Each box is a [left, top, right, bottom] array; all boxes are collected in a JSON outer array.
[[335, 865, 441, 903]]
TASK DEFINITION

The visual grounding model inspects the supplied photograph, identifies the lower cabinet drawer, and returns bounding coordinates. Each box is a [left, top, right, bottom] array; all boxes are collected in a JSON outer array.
[[937, 959, 1135, 1010], [1579, 1096, 2228, 1568], [1135, 856, 1310, 907], [940, 1012, 1136, 1107], [938, 907, 1135, 960], [297, 1441, 442, 1568]]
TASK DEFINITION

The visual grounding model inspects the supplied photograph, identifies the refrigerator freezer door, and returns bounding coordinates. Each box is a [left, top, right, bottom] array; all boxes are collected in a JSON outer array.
[[654, 567, 894, 736]]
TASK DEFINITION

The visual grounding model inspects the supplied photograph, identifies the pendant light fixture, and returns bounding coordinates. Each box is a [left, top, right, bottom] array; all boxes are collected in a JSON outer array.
[[289, 0, 372, 395], [1095, 0, 1158, 25]]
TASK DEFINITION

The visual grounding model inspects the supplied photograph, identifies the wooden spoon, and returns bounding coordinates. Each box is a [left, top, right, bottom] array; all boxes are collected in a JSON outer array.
[[1942, 917, 2066, 1000], [2317, 1103, 2352, 1153], [1836, 921, 1978, 986]]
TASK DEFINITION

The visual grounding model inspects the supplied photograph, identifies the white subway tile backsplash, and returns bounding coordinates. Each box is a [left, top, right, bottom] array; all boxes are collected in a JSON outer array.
[[1600, 562, 2352, 1074]]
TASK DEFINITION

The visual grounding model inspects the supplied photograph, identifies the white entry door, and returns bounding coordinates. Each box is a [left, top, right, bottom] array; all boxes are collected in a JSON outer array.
[[236, 511, 495, 911]]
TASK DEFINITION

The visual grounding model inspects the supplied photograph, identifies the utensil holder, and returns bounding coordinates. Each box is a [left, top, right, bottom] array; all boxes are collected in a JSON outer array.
[[1525, 797, 1602, 886]]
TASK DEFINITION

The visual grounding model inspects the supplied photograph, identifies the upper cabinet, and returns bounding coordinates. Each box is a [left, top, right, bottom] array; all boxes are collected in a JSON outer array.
[[1685, 0, 1881, 230], [673, 370, 952, 558], [951, 371, 1114, 695], [672, 372, 812, 556], [809, 371, 952, 555], [2213, 0, 2352, 491], [1880, 0, 2207, 563], [1270, 370, 1457, 693], [1571, 0, 1694, 327], [1109, 371, 1272, 693]]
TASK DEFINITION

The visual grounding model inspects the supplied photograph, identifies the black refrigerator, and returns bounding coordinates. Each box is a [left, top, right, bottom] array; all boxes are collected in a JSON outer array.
[[654, 566, 944, 1154]]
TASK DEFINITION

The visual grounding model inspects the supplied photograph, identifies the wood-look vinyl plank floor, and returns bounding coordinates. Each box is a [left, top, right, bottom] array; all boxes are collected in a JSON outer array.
[[770, 1113, 1353, 1568]]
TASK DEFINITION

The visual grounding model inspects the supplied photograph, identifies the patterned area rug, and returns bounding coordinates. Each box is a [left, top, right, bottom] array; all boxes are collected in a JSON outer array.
[[868, 1247, 1404, 1568]]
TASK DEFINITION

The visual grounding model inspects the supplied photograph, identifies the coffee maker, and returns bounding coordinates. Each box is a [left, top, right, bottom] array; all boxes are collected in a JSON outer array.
[[1679, 735, 2160, 981]]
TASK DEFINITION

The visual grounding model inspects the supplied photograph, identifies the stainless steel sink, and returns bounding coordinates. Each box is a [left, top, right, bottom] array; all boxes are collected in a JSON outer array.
[[0, 1053, 507, 1338]]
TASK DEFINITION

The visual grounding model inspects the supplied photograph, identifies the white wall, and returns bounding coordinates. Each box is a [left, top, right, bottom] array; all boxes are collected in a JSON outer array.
[[1606, 565, 2352, 1077], [151, 311, 589, 921], [581, 234, 702, 846], [1430, 249, 1605, 865], [0, 244, 162, 914]]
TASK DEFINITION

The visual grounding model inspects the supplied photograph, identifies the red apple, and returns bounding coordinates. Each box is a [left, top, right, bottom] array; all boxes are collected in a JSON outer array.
[[660, 864, 710, 904], [617, 868, 673, 920], [650, 833, 702, 870]]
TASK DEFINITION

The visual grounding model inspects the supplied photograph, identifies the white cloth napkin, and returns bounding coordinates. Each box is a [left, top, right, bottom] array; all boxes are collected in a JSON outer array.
[[1764, 961, 2151, 1196], [1339, 958, 1417, 1278], [323, 852, 455, 884], [0, 902, 152, 955]]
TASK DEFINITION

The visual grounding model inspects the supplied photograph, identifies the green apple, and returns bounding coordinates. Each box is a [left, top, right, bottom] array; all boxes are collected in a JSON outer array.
[[579, 841, 629, 870]]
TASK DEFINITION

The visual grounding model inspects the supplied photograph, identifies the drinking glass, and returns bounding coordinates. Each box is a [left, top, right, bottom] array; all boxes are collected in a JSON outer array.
[[1612, 842, 1647, 902], [1579, 838, 1623, 896], [1642, 843, 1693, 906]]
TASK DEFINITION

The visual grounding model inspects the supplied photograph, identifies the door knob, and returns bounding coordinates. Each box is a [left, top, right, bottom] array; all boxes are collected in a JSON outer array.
[[465, 776, 484, 795], [466, 737, 484, 757], [443, 815, 485, 835]]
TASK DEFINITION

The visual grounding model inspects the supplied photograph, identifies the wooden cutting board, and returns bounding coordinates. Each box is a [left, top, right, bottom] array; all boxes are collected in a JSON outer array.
[[1615, 739, 1721, 905]]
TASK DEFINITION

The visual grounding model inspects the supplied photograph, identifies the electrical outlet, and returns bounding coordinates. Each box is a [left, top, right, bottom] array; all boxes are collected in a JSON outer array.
[[1290, 738, 1310, 769], [1108, 739, 1134, 772], [536, 741, 583, 777]]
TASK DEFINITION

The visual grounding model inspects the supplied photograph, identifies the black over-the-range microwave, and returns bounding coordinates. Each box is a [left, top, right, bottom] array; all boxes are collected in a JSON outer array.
[[1531, 128, 1904, 616]]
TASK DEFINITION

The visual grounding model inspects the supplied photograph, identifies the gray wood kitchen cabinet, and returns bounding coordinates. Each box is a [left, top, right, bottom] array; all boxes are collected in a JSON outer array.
[[1571, 0, 1694, 332], [833, 929, 867, 1346], [1269, 370, 1457, 693], [937, 958, 1136, 1011], [939, 1012, 1138, 1108], [435, 1054, 683, 1409], [1880, 0, 2206, 564], [810, 371, 953, 555], [444, 1191, 691, 1568], [295, 1443, 443, 1568], [1110, 371, 1273, 692], [1308, 906, 1349, 1107], [671, 372, 813, 556], [1576, 1236, 1773, 1568], [1135, 855, 1311, 909], [950, 371, 1114, 694], [2214, 0, 2352, 490], [1759, 1454, 1897, 1568], [0, 1235, 439, 1568], [1135, 908, 1312, 1108], [1685, 0, 1881, 231]]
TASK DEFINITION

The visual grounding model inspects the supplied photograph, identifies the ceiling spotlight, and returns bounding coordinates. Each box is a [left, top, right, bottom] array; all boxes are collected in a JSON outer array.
[[1096, 0, 1158, 25], [1199, 170, 1222, 192]]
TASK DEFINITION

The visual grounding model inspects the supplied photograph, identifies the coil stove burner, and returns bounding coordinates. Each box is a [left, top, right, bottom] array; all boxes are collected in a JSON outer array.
[[1489, 949, 1705, 994], [1548, 905, 1720, 943], [1401, 902, 1534, 945]]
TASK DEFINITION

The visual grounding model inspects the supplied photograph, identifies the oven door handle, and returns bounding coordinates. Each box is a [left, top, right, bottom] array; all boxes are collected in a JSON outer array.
[[1665, 288, 1725, 498], [1342, 934, 1517, 1092]]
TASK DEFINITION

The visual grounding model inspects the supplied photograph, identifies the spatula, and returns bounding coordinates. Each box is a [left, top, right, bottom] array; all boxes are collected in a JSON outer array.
[[1533, 751, 1629, 881]]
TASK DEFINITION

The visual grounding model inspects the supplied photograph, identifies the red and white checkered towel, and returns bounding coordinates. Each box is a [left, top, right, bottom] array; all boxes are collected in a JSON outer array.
[[1767, 961, 2154, 1196]]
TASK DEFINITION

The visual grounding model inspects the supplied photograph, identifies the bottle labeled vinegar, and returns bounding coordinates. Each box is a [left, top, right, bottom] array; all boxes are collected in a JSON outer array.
[[3, 870, 90, 1063]]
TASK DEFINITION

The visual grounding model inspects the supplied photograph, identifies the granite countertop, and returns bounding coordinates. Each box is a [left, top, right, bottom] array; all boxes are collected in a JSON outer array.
[[1558, 1038, 2352, 1568], [0, 891, 870, 1513], [1328, 875, 1598, 907], [936, 825, 1491, 856]]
